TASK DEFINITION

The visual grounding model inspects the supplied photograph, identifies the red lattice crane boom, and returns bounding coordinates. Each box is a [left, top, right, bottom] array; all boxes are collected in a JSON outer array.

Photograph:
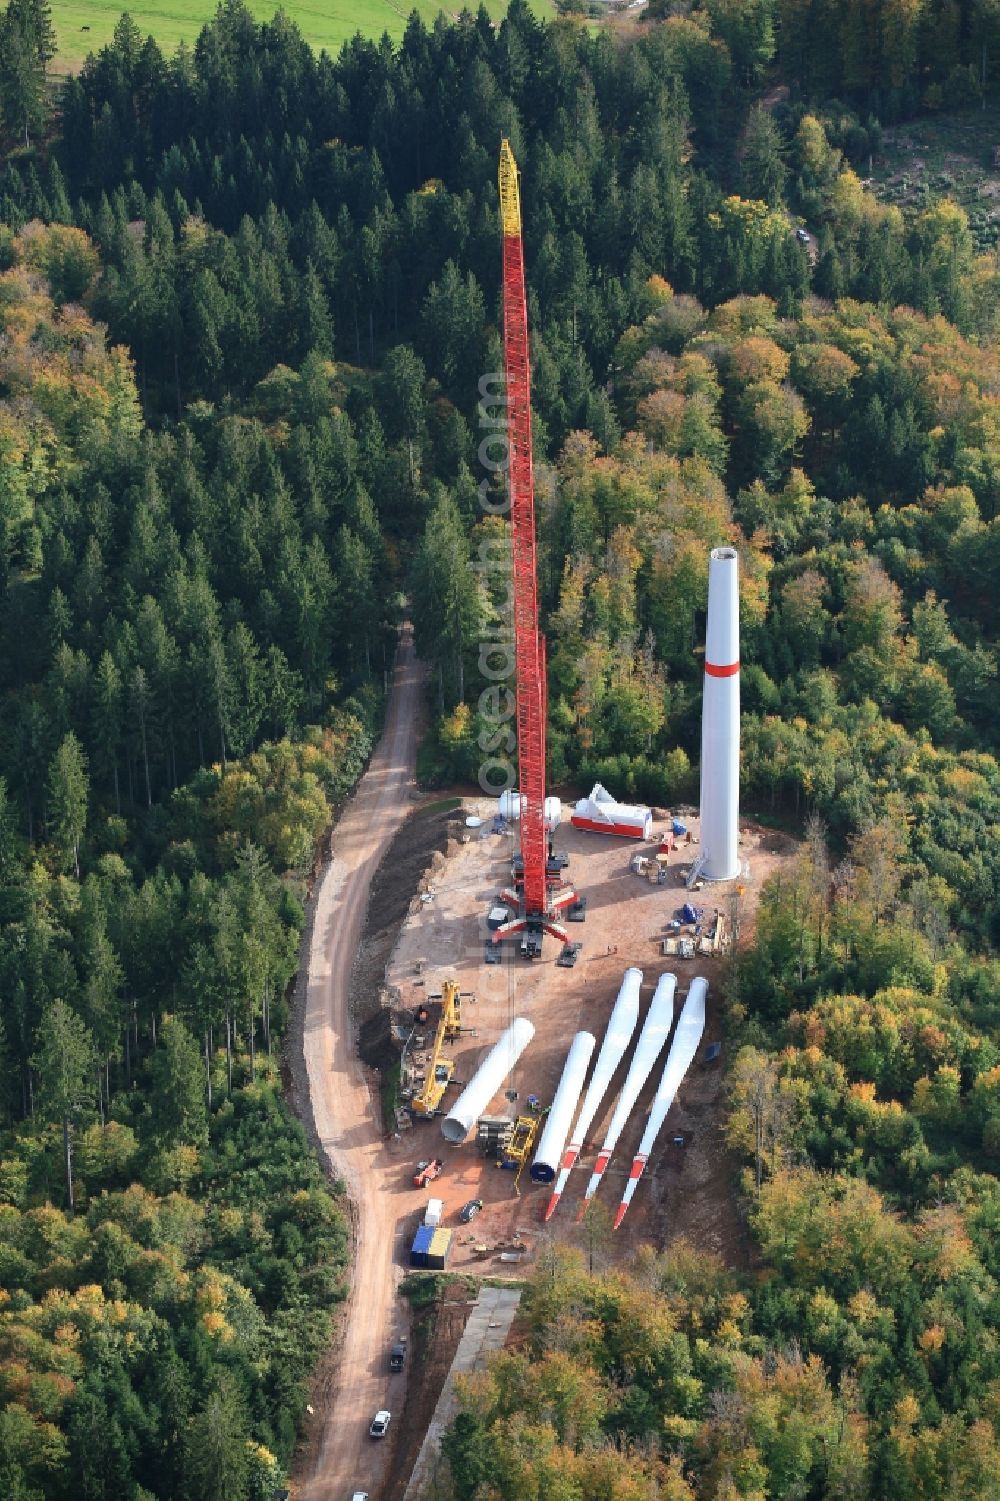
[[495, 141, 576, 947]]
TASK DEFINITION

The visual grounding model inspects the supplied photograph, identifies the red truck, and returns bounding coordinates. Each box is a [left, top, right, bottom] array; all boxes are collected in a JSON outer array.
[[413, 1157, 443, 1188]]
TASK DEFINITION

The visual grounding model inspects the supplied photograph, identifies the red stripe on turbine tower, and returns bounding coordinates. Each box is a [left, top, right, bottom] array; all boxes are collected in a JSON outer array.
[[699, 547, 741, 881]]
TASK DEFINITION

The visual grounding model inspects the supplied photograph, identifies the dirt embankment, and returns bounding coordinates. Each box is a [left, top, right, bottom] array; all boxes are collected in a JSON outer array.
[[354, 805, 467, 1071]]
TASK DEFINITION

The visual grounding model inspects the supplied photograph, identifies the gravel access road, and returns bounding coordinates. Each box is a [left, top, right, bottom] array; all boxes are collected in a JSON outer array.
[[300, 625, 424, 1501]]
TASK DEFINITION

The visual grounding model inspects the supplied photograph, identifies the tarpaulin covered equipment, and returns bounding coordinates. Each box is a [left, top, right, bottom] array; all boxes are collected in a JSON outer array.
[[571, 783, 652, 840]]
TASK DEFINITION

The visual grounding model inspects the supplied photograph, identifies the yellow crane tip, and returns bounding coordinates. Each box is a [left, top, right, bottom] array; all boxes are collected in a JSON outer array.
[[498, 139, 521, 238]]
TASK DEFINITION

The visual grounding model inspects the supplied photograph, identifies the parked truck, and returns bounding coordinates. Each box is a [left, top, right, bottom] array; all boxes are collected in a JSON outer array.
[[389, 1336, 407, 1372]]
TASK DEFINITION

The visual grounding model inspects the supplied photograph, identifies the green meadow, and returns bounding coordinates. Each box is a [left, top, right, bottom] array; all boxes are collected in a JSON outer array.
[[52, 0, 556, 73]]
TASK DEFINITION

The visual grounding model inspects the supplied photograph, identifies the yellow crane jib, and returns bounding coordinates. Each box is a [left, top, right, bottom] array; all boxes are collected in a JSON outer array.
[[498, 138, 521, 238]]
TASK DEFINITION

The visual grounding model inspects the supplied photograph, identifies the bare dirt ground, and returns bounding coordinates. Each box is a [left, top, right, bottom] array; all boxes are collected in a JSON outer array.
[[386, 811, 796, 1272], [294, 624, 428, 1501]]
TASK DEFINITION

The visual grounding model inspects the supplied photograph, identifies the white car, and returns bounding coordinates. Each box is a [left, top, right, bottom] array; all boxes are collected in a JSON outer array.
[[351, 1493, 370, 1501], [369, 1409, 391, 1439]]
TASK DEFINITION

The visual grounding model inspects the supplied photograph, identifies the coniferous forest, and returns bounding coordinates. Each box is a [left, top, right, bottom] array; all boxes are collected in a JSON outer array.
[[0, 0, 998, 1496]]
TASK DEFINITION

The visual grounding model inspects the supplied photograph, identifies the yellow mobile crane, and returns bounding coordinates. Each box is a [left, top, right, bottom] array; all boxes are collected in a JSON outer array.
[[411, 980, 463, 1119]]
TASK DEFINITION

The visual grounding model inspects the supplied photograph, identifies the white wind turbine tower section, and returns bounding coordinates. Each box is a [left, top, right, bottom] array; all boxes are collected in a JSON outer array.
[[529, 1031, 597, 1184], [614, 976, 707, 1229], [543, 966, 642, 1221], [699, 546, 741, 881], [440, 1017, 535, 1143], [579, 972, 677, 1213]]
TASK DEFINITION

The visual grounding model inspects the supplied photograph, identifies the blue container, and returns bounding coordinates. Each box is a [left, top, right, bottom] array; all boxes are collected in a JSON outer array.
[[410, 1225, 436, 1268]]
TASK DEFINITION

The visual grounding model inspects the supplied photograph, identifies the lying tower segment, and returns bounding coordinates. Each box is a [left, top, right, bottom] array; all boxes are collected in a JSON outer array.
[[530, 1031, 597, 1184], [441, 1017, 535, 1144], [699, 546, 741, 881], [494, 139, 576, 944]]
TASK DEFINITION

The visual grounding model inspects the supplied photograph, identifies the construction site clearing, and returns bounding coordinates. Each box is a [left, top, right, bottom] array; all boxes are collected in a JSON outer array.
[[375, 802, 796, 1272]]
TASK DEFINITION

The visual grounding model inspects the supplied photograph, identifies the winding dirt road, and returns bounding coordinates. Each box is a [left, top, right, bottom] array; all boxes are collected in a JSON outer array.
[[299, 626, 424, 1501]]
